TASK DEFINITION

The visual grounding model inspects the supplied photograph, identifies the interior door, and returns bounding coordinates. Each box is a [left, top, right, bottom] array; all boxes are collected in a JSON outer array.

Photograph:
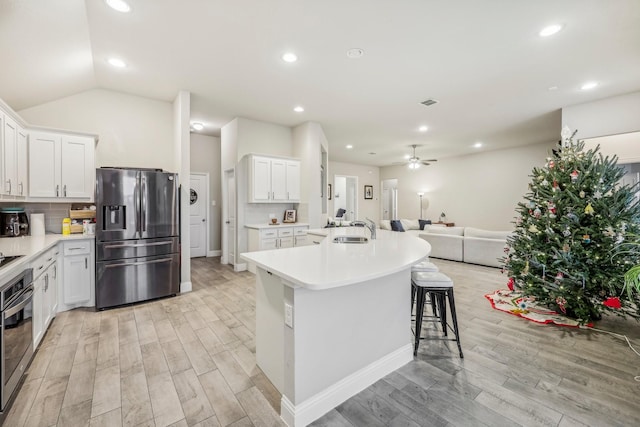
[[189, 174, 207, 258]]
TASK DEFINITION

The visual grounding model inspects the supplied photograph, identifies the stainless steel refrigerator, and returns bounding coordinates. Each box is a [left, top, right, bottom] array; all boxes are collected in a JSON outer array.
[[95, 168, 180, 309]]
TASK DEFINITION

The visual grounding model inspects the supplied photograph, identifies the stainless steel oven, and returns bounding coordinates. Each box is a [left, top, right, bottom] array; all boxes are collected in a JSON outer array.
[[1, 268, 33, 410]]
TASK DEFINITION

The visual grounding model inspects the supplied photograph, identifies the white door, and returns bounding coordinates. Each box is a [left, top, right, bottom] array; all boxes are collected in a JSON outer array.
[[63, 255, 91, 305], [223, 169, 236, 265], [252, 156, 271, 201], [190, 173, 208, 258]]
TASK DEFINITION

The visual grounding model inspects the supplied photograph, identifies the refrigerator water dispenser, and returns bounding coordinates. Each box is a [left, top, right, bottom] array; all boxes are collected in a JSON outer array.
[[104, 205, 126, 230]]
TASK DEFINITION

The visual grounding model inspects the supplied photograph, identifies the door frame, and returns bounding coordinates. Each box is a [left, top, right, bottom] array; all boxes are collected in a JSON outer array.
[[190, 172, 210, 258], [333, 175, 359, 221], [221, 168, 234, 265]]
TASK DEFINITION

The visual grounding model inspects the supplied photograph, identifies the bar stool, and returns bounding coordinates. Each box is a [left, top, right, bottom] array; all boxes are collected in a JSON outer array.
[[411, 260, 439, 312], [411, 271, 463, 358]]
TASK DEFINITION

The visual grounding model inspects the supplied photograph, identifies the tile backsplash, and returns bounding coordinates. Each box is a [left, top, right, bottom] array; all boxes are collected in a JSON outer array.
[[0, 203, 72, 234], [244, 203, 297, 225]]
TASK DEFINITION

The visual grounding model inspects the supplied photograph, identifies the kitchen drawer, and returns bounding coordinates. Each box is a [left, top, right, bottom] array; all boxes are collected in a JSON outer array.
[[260, 238, 278, 250], [260, 229, 278, 239], [278, 228, 293, 237], [32, 247, 57, 275], [63, 240, 92, 256], [293, 226, 308, 236]]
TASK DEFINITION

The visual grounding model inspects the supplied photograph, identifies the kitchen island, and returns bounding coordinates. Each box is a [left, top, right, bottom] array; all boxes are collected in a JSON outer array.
[[241, 228, 430, 427]]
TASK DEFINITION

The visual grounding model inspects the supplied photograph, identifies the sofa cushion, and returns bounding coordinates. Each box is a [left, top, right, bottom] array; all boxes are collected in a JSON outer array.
[[400, 219, 420, 230], [379, 220, 391, 230], [423, 225, 465, 236], [464, 227, 512, 240], [390, 220, 405, 232], [419, 219, 432, 230]]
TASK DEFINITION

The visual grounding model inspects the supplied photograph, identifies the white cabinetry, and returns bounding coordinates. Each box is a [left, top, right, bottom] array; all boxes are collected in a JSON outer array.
[[32, 247, 58, 349], [247, 225, 309, 251], [1, 114, 28, 197], [248, 155, 300, 203], [61, 240, 94, 307], [29, 131, 95, 200]]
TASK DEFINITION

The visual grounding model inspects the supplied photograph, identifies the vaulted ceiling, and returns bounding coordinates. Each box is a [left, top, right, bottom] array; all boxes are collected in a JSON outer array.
[[1, 0, 639, 165]]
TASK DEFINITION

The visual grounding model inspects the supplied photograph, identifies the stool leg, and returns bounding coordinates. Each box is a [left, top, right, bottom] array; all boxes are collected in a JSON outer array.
[[414, 286, 426, 356], [447, 288, 463, 358], [411, 282, 416, 313], [439, 292, 448, 336]]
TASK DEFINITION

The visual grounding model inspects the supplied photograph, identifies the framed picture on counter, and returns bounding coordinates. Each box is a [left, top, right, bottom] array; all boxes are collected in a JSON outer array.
[[283, 209, 297, 223], [364, 185, 373, 200]]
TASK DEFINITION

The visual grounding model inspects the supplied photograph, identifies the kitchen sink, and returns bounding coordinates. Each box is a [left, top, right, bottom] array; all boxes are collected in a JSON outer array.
[[333, 236, 368, 244]]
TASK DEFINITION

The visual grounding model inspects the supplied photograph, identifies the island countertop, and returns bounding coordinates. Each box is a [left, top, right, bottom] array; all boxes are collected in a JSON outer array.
[[240, 228, 430, 290]]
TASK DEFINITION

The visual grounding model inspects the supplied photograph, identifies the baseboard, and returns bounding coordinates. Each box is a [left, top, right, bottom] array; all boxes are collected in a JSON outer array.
[[234, 263, 247, 272], [280, 344, 412, 427], [180, 281, 192, 293], [207, 250, 221, 257]]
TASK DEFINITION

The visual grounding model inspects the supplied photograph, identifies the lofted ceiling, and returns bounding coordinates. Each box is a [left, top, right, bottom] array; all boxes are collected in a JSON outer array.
[[1, 0, 639, 166]]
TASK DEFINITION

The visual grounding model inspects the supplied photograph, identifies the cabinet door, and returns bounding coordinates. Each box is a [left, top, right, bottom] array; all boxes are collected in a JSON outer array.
[[16, 126, 28, 196], [3, 115, 17, 195], [251, 156, 272, 201], [260, 238, 278, 250], [49, 264, 58, 316], [271, 159, 287, 201], [294, 235, 308, 246], [63, 255, 91, 304], [29, 132, 61, 197], [285, 161, 301, 201], [61, 135, 94, 199], [42, 273, 52, 329], [279, 236, 294, 248], [33, 278, 44, 348]]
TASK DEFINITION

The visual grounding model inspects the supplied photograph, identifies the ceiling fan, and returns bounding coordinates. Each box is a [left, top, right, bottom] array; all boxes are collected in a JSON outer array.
[[394, 144, 438, 169]]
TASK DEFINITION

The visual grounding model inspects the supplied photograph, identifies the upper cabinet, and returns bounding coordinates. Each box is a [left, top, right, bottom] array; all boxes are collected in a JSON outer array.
[[1, 114, 28, 197], [29, 132, 95, 201], [248, 155, 300, 203]]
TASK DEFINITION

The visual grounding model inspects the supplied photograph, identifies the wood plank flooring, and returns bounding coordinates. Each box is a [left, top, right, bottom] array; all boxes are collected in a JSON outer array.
[[4, 257, 639, 426]]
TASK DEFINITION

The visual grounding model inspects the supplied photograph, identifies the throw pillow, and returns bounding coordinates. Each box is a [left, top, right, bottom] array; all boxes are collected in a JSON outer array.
[[379, 220, 391, 230], [390, 220, 405, 232], [419, 219, 432, 230]]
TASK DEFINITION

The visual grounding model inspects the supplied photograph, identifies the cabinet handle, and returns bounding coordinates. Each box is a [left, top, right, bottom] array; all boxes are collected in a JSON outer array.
[[64, 184, 67, 197], [45, 274, 48, 291], [47, 257, 52, 262], [53, 265, 57, 279], [6, 179, 11, 194], [56, 185, 59, 197], [19, 182, 23, 195], [85, 257, 88, 269], [38, 265, 44, 270]]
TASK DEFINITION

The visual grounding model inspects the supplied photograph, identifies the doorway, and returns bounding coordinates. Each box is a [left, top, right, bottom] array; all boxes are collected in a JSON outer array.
[[334, 175, 358, 221], [189, 173, 209, 258], [222, 168, 236, 266], [381, 178, 398, 220]]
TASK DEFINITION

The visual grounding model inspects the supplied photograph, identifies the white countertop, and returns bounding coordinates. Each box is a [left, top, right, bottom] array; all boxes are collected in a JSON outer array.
[[245, 223, 309, 229], [0, 234, 94, 284], [240, 228, 430, 290]]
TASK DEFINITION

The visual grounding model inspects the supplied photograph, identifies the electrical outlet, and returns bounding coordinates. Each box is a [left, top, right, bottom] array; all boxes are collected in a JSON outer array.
[[284, 303, 293, 328]]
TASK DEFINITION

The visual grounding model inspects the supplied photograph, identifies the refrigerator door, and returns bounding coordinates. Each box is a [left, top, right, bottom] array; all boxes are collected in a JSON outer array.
[[96, 168, 140, 241], [97, 236, 179, 262], [96, 253, 180, 309], [140, 171, 179, 239]]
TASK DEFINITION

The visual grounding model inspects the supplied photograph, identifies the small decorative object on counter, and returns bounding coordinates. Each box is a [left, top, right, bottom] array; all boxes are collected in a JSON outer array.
[[62, 218, 71, 235], [283, 209, 296, 223], [440, 212, 446, 222]]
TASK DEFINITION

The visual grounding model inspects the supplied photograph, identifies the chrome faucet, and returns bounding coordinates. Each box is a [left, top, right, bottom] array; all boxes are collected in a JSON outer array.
[[365, 217, 376, 240]]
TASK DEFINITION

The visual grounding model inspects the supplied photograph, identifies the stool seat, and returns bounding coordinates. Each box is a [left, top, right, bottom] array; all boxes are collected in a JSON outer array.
[[411, 260, 439, 273], [412, 271, 453, 288]]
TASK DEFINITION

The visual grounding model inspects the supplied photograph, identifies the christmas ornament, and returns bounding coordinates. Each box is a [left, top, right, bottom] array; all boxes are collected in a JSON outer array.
[[528, 224, 539, 233], [556, 296, 567, 314], [548, 160, 555, 169], [555, 272, 564, 282], [582, 234, 591, 243], [541, 179, 549, 187], [579, 190, 585, 198], [562, 243, 570, 253], [566, 212, 578, 222], [547, 202, 556, 214], [570, 170, 579, 182], [516, 216, 523, 225], [603, 297, 621, 309], [584, 203, 595, 215], [507, 277, 514, 291], [553, 180, 559, 189], [594, 190, 602, 199], [616, 234, 624, 244], [522, 261, 530, 276], [563, 227, 571, 237], [528, 200, 536, 209], [533, 207, 542, 218], [603, 226, 615, 237]]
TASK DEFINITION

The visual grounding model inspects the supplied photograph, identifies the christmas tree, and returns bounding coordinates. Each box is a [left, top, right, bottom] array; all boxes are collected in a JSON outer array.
[[504, 128, 640, 323]]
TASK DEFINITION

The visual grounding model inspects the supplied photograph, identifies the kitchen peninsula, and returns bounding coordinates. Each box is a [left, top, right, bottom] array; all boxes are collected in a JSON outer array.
[[241, 228, 430, 427]]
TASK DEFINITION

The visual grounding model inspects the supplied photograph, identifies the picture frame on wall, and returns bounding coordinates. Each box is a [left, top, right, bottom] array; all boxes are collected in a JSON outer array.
[[283, 209, 297, 223], [328, 184, 332, 200], [364, 185, 373, 200]]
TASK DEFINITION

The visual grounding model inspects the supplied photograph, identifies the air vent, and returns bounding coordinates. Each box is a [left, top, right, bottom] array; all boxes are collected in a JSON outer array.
[[421, 99, 439, 107]]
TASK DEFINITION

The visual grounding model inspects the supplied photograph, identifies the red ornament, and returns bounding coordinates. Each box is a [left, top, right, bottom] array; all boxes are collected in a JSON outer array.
[[570, 170, 579, 182], [549, 160, 555, 169], [507, 277, 515, 291], [603, 297, 621, 309]]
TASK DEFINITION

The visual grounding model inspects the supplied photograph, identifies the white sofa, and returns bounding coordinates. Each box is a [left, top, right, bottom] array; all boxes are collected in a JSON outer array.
[[420, 225, 465, 261], [462, 227, 511, 267]]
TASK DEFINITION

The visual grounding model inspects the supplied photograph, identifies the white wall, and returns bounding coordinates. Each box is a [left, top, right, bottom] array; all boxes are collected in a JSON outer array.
[[293, 122, 328, 228], [562, 91, 640, 139], [237, 117, 292, 160], [379, 141, 555, 230], [191, 134, 222, 252], [18, 88, 175, 171], [221, 118, 238, 172], [329, 161, 380, 224]]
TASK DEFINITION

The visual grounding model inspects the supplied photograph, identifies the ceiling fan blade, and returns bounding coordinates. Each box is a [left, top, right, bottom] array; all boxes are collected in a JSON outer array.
[[421, 161, 431, 166], [424, 159, 438, 162]]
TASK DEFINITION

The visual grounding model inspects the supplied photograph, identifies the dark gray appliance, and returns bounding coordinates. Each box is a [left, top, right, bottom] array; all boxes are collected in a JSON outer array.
[[0, 209, 29, 237], [1, 267, 33, 410], [96, 168, 180, 310]]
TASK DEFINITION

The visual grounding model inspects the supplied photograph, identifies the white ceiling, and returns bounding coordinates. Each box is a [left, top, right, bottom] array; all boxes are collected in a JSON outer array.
[[1, 0, 639, 166]]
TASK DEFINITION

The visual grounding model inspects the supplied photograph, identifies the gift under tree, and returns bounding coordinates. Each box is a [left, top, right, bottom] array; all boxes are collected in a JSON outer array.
[[503, 128, 640, 323]]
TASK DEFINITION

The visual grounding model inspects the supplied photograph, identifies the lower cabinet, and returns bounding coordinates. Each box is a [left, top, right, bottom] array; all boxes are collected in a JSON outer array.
[[60, 240, 94, 309], [248, 225, 309, 251], [32, 249, 58, 349]]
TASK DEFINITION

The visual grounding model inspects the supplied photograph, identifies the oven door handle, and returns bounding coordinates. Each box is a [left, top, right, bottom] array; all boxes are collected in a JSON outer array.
[[4, 287, 34, 318]]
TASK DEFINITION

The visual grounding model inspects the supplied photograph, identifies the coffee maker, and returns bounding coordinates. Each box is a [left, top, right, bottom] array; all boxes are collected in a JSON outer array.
[[0, 208, 29, 237]]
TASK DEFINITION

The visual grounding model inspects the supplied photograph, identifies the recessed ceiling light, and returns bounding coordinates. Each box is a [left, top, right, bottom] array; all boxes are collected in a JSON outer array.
[[105, 0, 131, 13], [346, 48, 365, 59], [581, 81, 598, 90], [107, 57, 126, 68], [293, 106, 304, 113], [418, 126, 428, 132], [192, 122, 204, 131], [473, 142, 483, 148], [282, 52, 298, 63], [539, 24, 563, 37], [346, 145, 353, 149]]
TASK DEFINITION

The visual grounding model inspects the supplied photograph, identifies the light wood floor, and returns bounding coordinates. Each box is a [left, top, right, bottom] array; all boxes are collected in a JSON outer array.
[[4, 257, 640, 427]]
